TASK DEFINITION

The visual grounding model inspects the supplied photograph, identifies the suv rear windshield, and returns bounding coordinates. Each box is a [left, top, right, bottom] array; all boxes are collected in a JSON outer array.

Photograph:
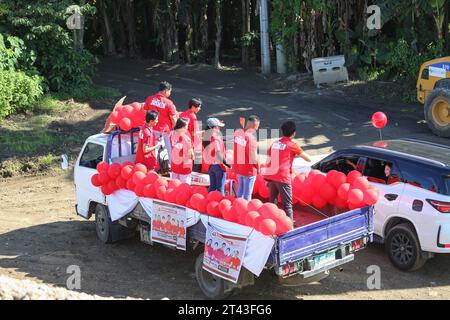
[[445, 177, 450, 196]]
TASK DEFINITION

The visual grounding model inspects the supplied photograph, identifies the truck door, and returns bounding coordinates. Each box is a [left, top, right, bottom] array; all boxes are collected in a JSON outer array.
[[362, 157, 405, 238], [74, 142, 106, 218]]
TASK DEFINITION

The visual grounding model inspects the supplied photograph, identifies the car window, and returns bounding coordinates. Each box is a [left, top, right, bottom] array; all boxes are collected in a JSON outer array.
[[319, 155, 363, 175], [445, 178, 450, 196], [79, 143, 104, 169], [399, 162, 439, 193], [363, 158, 400, 185]]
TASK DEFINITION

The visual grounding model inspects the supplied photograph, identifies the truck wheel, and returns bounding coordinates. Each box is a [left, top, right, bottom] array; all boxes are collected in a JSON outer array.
[[95, 204, 114, 243], [424, 88, 450, 138], [195, 253, 233, 299], [385, 223, 427, 271]]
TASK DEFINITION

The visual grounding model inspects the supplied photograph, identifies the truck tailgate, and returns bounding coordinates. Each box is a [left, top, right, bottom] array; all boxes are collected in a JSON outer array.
[[277, 206, 373, 266]]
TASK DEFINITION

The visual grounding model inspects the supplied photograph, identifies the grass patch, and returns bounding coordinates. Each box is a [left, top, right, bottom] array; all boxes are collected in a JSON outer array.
[[54, 85, 120, 103]]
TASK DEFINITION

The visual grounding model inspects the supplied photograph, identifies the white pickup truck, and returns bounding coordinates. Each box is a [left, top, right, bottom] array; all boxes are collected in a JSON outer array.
[[74, 129, 374, 299]]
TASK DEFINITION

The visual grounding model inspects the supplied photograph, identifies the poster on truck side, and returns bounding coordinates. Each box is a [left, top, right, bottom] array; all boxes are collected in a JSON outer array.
[[203, 223, 248, 284], [151, 200, 187, 251]]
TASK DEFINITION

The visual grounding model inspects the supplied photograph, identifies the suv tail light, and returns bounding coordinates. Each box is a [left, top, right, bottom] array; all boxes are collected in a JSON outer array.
[[427, 199, 450, 213]]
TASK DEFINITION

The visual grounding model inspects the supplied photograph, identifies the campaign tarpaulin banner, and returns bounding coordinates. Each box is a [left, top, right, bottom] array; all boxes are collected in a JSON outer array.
[[151, 200, 187, 250], [203, 223, 248, 284]]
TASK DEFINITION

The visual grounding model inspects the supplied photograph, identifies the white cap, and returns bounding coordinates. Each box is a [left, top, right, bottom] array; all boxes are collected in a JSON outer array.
[[206, 118, 225, 127]]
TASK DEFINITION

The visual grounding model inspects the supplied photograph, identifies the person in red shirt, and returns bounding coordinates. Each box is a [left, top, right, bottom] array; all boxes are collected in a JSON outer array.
[[203, 118, 231, 195], [135, 110, 163, 170], [170, 118, 194, 184], [264, 121, 311, 220], [180, 98, 204, 172], [144, 81, 178, 161], [233, 115, 260, 201]]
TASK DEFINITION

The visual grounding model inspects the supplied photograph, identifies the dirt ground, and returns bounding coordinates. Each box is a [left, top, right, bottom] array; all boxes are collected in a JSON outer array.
[[0, 58, 449, 300]]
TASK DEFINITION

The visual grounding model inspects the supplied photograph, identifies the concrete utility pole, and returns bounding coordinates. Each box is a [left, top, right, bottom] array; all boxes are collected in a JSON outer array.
[[259, 0, 271, 74]]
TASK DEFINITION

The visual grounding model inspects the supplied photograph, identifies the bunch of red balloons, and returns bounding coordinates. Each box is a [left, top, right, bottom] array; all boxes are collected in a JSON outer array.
[[292, 169, 380, 210], [108, 102, 146, 131]]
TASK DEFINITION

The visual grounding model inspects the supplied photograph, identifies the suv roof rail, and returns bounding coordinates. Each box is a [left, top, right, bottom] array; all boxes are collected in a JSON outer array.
[[400, 138, 450, 150]]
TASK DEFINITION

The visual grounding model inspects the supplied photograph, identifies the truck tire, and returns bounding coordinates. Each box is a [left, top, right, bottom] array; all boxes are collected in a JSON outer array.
[[424, 88, 450, 138], [94, 204, 134, 244], [195, 253, 233, 299], [385, 223, 427, 271]]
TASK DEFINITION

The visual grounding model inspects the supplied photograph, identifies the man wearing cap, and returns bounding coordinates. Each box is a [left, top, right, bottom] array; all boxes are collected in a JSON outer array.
[[144, 81, 178, 161], [203, 118, 231, 195]]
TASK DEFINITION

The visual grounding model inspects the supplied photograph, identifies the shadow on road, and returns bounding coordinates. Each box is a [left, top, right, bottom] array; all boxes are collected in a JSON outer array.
[[1, 220, 450, 299]]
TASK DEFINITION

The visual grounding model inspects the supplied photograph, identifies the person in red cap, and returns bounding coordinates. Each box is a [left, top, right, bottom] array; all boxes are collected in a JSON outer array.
[[264, 121, 311, 220], [135, 110, 163, 170], [180, 97, 204, 172], [233, 115, 260, 201], [170, 118, 194, 184], [144, 81, 178, 161], [203, 118, 231, 195]]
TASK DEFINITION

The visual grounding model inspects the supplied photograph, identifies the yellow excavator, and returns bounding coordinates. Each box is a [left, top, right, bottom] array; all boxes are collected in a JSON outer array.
[[417, 57, 450, 137]]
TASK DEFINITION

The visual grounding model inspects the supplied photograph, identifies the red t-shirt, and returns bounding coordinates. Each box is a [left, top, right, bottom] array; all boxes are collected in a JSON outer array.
[[170, 131, 193, 175], [144, 93, 177, 133], [204, 134, 226, 171], [135, 124, 158, 170], [233, 129, 258, 176], [180, 109, 201, 152], [264, 137, 303, 184]]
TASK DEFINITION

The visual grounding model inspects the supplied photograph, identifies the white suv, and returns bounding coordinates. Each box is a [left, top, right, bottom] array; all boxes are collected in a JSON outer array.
[[296, 139, 450, 271]]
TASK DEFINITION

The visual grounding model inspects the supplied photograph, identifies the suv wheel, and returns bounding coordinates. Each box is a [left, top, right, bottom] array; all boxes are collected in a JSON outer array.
[[385, 223, 427, 271]]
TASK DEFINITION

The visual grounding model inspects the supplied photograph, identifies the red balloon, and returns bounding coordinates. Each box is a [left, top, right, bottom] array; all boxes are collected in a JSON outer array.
[[337, 183, 351, 200], [154, 178, 168, 188], [197, 198, 209, 214], [110, 111, 120, 124], [252, 215, 265, 229], [107, 180, 118, 192], [144, 184, 156, 198], [253, 176, 263, 195], [258, 181, 270, 198], [190, 193, 205, 211], [237, 210, 248, 225], [296, 193, 312, 206], [353, 176, 370, 191], [107, 163, 122, 179], [303, 182, 315, 199], [307, 169, 322, 183], [326, 170, 339, 184], [207, 201, 221, 217], [165, 188, 177, 203], [347, 170, 362, 185], [232, 198, 248, 216], [275, 215, 294, 235], [121, 105, 135, 118], [258, 219, 277, 236], [248, 199, 263, 212], [218, 199, 232, 215], [126, 179, 136, 191], [134, 163, 148, 174], [319, 183, 337, 202], [312, 174, 327, 191], [98, 171, 110, 185], [97, 161, 109, 173], [293, 173, 307, 190], [131, 102, 142, 112], [364, 188, 379, 206], [331, 171, 347, 189], [223, 195, 236, 205], [176, 192, 190, 206], [334, 196, 349, 209], [119, 117, 132, 131], [168, 179, 181, 189], [348, 188, 364, 205], [371, 112, 388, 129], [121, 165, 134, 180], [143, 171, 159, 185], [312, 194, 327, 209], [259, 203, 279, 220], [156, 185, 167, 200], [101, 185, 112, 196], [245, 211, 261, 227], [91, 174, 101, 187], [115, 176, 126, 189], [207, 190, 223, 202], [193, 186, 208, 197], [134, 183, 145, 197], [222, 206, 237, 222], [132, 171, 146, 185]]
